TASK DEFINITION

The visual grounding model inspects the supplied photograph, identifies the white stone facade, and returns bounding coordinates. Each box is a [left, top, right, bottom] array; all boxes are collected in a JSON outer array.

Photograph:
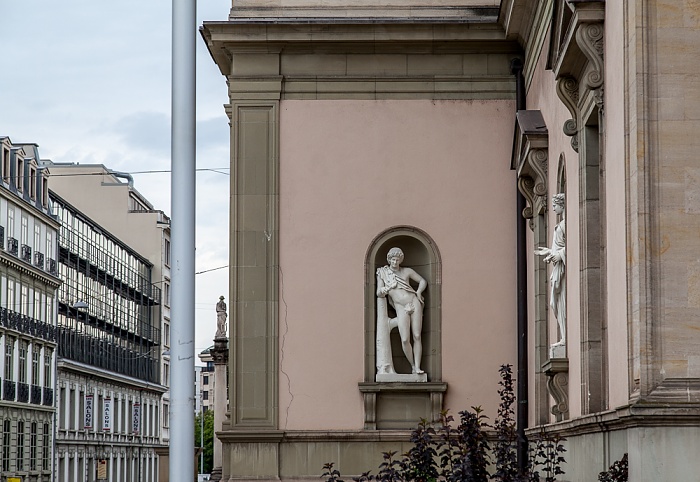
[[0, 137, 60, 482]]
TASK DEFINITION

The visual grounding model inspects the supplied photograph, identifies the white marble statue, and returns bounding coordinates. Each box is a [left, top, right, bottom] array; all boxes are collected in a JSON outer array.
[[215, 296, 227, 339], [376, 247, 427, 376], [535, 193, 566, 354]]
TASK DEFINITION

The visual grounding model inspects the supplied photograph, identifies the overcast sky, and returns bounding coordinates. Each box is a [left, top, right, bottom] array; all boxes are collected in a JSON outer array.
[[0, 0, 232, 360]]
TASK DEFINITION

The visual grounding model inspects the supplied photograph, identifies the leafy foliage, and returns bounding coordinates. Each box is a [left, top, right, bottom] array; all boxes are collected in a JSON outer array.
[[194, 410, 215, 474], [598, 454, 628, 482], [493, 365, 519, 482], [321, 365, 568, 482]]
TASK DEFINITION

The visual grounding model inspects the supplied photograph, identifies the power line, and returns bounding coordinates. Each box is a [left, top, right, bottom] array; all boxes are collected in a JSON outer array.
[[49, 167, 230, 177], [195, 265, 228, 275]]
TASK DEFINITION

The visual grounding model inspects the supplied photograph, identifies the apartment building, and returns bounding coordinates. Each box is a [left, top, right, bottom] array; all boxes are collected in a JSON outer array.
[[50, 188, 166, 482], [0, 137, 60, 482]]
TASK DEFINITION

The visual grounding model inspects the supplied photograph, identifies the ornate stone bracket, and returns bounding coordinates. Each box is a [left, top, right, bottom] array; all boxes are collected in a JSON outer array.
[[512, 110, 549, 226], [543, 358, 569, 422], [551, 3, 605, 153]]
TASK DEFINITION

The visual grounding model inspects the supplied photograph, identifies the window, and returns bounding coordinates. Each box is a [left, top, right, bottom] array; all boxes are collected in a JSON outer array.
[[164, 321, 170, 347], [43, 348, 52, 387], [30, 422, 37, 470], [46, 231, 53, 260], [203, 375, 209, 386], [1, 146, 8, 183], [21, 215, 28, 246], [34, 224, 41, 254], [6, 279, 15, 311], [42, 175, 48, 207], [16, 155, 23, 192], [5, 337, 14, 380], [163, 403, 169, 428], [202, 391, 208, 401], [18, 340, 28, 383], [2, 420, 10, 471], [7, 206, 14, 239], [29, 165, 37, 199], [163, 362, 169, 386], [164, 281, 170, 307], [42, 423, 50, 471], [164, 238, 171, 266], [32, 348, 40, 385], [17, 420, 25, 471]]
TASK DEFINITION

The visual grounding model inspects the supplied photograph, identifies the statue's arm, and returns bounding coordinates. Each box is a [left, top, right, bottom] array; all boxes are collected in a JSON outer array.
[[407, 269, 427, 299], [376, 273, 388, 297]]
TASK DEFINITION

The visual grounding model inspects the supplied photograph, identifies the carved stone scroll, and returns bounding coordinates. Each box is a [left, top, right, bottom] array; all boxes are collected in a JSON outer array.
[[543, 358, 569, 422]]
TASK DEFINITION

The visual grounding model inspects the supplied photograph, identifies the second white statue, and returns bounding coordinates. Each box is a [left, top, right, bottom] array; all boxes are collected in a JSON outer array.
[[376, 247, 427, 382]]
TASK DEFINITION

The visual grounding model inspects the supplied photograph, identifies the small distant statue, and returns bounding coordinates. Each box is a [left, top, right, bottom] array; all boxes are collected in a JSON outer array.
[[376, 247, 427, 376], [215, 296, 227, 339], [535, 193, 566, 351]]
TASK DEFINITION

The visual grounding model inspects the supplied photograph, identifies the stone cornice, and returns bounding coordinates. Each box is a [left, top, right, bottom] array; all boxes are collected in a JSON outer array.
[[0, 250, 62, 288], [202, 20, 518, 75]]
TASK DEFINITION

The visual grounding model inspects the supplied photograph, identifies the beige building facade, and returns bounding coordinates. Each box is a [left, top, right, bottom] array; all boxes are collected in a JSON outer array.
[[203, 0, 700, 479]]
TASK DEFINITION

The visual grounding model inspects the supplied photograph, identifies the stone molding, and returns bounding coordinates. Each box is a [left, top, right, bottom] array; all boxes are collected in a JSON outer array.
[[358, 382, 447, 430], [529, 401, 700, 440], [201, 20, 520, 101]]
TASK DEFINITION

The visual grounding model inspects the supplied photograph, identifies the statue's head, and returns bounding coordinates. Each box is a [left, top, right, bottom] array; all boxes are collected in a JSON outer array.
[[219, 295, 225, 301], [386, 247, 404, 264], [552, 193, 565, 208]]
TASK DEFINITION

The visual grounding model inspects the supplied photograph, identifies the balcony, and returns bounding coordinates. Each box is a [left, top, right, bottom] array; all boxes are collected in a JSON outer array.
[[3, 380, 15, 401], [34, 251, 45, 270], [57, 328, 160, 384], [43, 387, 53, 406], [7, 237, 18, 256], [0, 225, 4, 250], [48, 258, 58, 276], [0, 308, 57, 342], [17, 381, 29, 403], [31, 384, 42, 405], [21, 244, 32, 263]]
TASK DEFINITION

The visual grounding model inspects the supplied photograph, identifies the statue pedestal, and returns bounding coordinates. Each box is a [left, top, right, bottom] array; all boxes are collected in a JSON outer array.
[[375, 373, 427, 383], [549, 342, 566, 359], [210, 336, 229, 480]]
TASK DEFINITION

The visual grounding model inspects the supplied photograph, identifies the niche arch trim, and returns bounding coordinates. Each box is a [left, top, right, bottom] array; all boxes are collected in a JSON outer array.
[[363, 225, 442, 382]]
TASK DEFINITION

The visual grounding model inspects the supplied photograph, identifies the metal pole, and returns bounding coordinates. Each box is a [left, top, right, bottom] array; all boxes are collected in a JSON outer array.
[[200, 403, 204, 475], [170, 0, 196, 480]]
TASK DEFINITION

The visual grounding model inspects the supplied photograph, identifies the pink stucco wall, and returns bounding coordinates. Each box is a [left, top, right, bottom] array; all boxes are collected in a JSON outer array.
[[279, 99, 517, 430]]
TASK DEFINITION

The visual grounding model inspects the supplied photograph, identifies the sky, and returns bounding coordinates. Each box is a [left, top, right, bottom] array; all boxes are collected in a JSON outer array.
[[0, 0, 233, 361]]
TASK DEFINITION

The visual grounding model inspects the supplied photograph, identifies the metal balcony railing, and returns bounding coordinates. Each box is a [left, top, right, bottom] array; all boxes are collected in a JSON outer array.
[[21, 244, 32, 263], [0, 225, 4, 250], [34, 251, 45, 270], [7, 237, 18, 256], [3, 380, 15, 401], [0, 308, 57, 343], [48, 258, 58, 276], [43, 387, 53, 406], [17, 382, 29, 403], [31, 385, 42, 405]]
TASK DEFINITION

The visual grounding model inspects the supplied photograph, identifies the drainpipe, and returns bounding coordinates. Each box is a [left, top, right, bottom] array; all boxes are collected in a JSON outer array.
[[107, 170, 134, 188], [510, 57, 529, 474]]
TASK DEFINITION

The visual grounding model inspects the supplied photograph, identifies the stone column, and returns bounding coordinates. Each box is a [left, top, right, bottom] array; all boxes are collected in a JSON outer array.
[[210, 333, 229, 481]]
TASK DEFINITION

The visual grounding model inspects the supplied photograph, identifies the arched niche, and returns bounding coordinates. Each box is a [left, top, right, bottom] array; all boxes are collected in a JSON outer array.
[[364, 226, 442, 382]]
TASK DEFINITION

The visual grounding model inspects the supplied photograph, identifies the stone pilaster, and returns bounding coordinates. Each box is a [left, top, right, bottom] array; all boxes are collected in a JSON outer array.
[[210, 336, 229, 482]]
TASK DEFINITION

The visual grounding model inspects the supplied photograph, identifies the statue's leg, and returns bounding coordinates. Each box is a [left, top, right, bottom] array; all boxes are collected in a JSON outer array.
[[411, 311, 424, 374], [396, 310, 414, 370]]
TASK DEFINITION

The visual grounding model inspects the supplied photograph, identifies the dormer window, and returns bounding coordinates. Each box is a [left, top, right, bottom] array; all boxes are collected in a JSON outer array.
[[42, 174, 49, 208], [29, 164, 37, 200], [1, 145, 9, 183], [16, 155, 24, 192]]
